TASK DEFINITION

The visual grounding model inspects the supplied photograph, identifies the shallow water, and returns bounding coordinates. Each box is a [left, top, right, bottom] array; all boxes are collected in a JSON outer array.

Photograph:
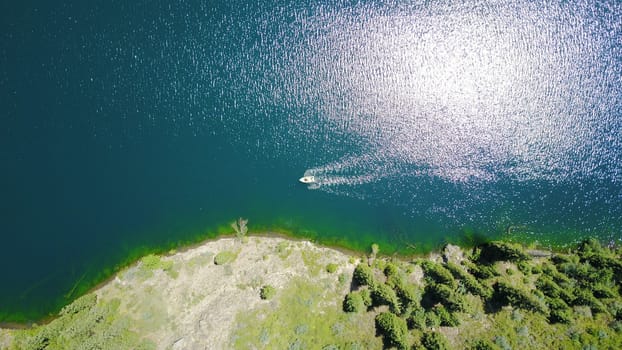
[[1, 0, 621, 321]]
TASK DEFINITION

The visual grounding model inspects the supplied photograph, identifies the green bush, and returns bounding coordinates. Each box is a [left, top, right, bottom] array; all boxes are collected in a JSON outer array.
[[425, 310, 441, 328], [384, 263, 399, 278], [425, 282, 452, 302], [214, 251, 237, 265], [540, 263, 572, 286], [343, 292, 365, 313], [387, 273, 421, 308], [326, 263, 338, 273], [535, 276, 574, 303], [421, 331, 450, 350], [353, 264, 376, 287], [375, 312, 408, 350], [582, 254, 622, 282], [573, 289, 607, 314], [493, 281, 547, 314], [477, 241, 530, 263], [433, 305, 459, 327], [395, 282, 421, 309], [425, 283, 465, 312], [546, 297, 572, 324], [463, 260, 499, 280], [517, 260, 532, 275], [577, 238, 605, 256], [421, 261, 456, 288], [531, 264, 542, 274], [371, 283, 401, 314], [470, 339, 497, 350], [551, 254, 574, 266], [360, 288, 373, 307], [549, 307, 573, 324], [446, 262, 492, 298], [260, 285, 276, 300], [408, 308, 427, 330]]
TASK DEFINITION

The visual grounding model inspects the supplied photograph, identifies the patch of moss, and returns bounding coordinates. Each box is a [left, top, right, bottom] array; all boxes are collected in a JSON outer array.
[[139, 254, 176, 278], [214, 251, 238, 265], [326, 263, 339, 273], [260, 285, 276, 300]]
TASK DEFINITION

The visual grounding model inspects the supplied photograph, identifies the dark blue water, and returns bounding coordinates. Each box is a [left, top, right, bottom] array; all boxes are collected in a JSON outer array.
[[1, 0, 621, 321]]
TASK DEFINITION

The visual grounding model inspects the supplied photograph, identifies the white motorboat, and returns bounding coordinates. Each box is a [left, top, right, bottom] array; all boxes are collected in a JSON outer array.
[[299, 175, 316, 184]]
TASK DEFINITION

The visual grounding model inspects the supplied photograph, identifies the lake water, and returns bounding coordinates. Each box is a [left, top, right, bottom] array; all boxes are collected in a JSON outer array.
[[1, 0, 621, 321]]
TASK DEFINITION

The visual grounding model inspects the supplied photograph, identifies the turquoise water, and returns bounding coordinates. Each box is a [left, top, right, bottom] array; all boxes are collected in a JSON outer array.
[[1, 0, 621, 321]]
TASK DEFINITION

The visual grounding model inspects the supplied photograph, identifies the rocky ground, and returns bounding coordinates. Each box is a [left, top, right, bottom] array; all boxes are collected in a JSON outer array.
[[0, 236, 363, 349]]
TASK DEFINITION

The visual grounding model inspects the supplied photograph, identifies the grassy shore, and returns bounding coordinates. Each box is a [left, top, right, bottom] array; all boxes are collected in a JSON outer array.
[[1, 235, 621, 349]]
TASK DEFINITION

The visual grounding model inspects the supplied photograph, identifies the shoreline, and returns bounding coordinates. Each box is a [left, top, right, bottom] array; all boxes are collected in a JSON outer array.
[[2, 235, 366, 348], [0, 230, 550, 329], [0, 233, 368, 330], [2, 235, 620, 349]]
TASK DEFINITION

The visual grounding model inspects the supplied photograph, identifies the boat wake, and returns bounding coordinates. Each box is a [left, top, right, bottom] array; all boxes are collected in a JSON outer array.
[[302, 155, 389, 190]]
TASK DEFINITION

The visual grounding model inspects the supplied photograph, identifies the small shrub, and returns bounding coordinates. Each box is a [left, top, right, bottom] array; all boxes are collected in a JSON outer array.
[[231, 217, 248, 242], [433, 305, 459, 327], [360, 288, 373, 307], [421, 261, 456, 288], [375, 312, 408, 350], [326, 263, 338, 273], [470, 339, 497, 350], [541, 263, 572, 285], [214, 251, 237, 265], [517, 260, 532, 275], [426, 282, 453, 302], [577, 238, 605, 256], [408, 308, 427, 330], [421, 331, 450, 350], [425, 283, 465, 312], [446, 262, 492, 298], [353, 264, 376, 287], [394, 282, 421, 308], [494, 335, 511, 350], [463, 260, 499, 280], [592, 284, 617, 299], [384, 263, 399, 278], [260, 285, 276, 300], [343, 292, 365, 313], [387, 272, 421, 308], [142, 254, 162, 269], [546, 297, 572, 323], [551, 254, 574, 266], [535, 276, 573, 303], [425, 310, 441, 328], [477, 241, 530, 263], [573, 289, 607, 314], [493, 281, 547, 314], [549, 307, 573, 324], [371, 283, 401, 314]]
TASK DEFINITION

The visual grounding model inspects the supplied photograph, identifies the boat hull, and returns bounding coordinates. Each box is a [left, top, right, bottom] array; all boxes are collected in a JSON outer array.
[[299, 176, 316, 184]]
